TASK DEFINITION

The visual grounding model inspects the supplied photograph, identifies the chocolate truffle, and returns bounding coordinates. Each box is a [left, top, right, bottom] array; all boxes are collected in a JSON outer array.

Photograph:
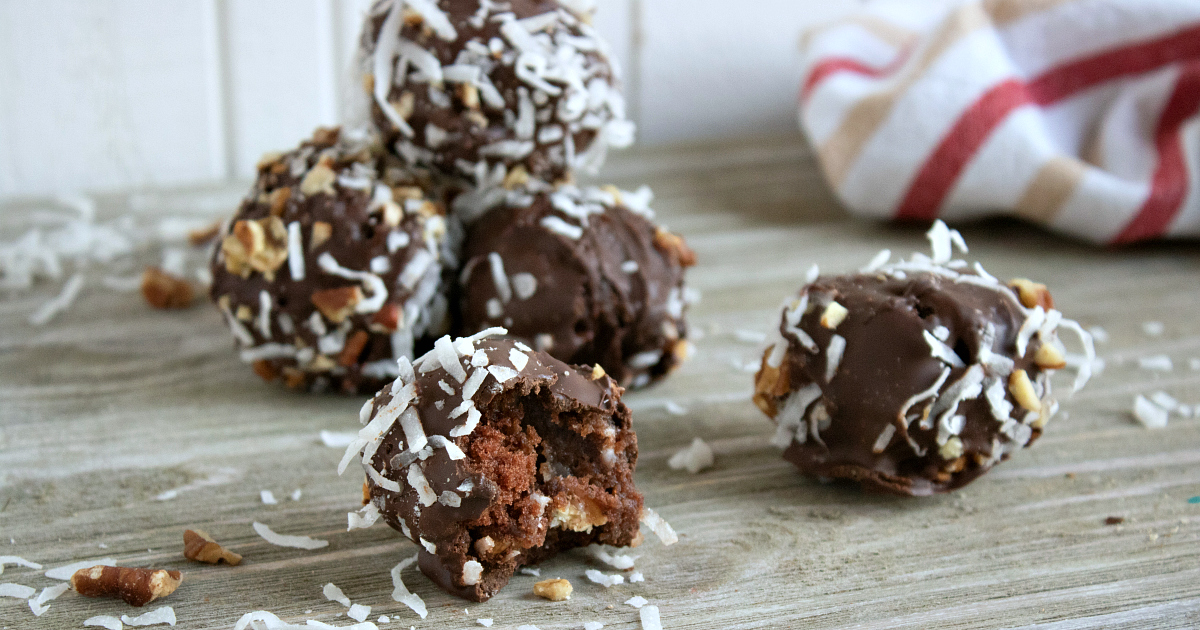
[[341, 330, 643, 601], [209, 127, 452, 394], [354, 0, 634, 197], [455, 185, 695, 388], [753, 222, 1094, 496]]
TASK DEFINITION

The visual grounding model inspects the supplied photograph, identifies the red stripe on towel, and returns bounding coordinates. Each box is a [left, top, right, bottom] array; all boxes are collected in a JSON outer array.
[[1112, 62, 1200, 244], [894, 22, 1200, 222]]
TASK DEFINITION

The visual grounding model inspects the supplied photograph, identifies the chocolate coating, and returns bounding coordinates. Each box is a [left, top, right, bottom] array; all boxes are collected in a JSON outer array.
[[356, 333, 643, 601], [455, 186, 694, 388], [755, 270, 1067, 496], [209, 128, 452, 394], [355, 0, 633, 189]]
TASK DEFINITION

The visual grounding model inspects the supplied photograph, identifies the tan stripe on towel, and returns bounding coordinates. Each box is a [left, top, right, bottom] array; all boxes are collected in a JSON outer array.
[[817, 0, 1081, 189], [801, 15, 918, 51], [1014, 155, 1088, 223]]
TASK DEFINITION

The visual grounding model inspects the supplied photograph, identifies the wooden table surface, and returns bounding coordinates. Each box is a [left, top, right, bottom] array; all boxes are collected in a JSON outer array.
[[2, 137, 1199, 629]]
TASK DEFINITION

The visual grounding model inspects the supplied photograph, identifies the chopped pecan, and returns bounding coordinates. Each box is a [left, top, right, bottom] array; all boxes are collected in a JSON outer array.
[[141, 267, 195, 309], [282, 366, 307, 389], [268, 187, 292, 217], [311, 286, 362, 323], [183, 529, 242, 566], [819, 302, 848, 329], [222, 216, 289, 279], [653, 227, 697, 267], [1033, 342, 1066, 369], [533, 578, 572, 601], [753, 356, 791, 417], [71, 566, 181, 607], [256, 151, 285, 171], [548, 497, 607, 533], [394, 92, 416, 121], [300, 163, 337, 197], [187, 220, 222, 247], [1008, 278, 1054, 310], [311, 126, 340, 147], [503, 165, 529, 190], [1008, 369, 1042, 412], [591, 364, 607, 380], [252, 359, 279, 382], [338, 330, 370, 367], [311, 221, 333, 249], [459, 83, 481, 110], [370, 303, 401, 332]]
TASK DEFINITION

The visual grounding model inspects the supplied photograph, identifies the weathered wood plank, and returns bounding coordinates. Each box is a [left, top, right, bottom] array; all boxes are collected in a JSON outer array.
[[1, 137, 1198, 629]]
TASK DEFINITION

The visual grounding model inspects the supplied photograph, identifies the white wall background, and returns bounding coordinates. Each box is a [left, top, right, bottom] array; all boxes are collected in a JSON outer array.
[[0, 0, 873, 199]]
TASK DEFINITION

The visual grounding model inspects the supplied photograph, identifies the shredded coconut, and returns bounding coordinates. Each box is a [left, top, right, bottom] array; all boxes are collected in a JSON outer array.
[[626, 595, 649, 608], [260, 490, 278, 505], [640, 508, 678, 545], [593, 549, 638, 570], [84, 616, 124, 630], [391, 554, 428, 619], [639, 605, 663, 630], [120, 606, 176, 627], [667, 437, 714, 474], [0, 583, 34, 599], [1133, 395, 1169, 428], [348, 502, 382, 530], [0, 556, 42, 574], [585, 569, 625, 587], [252, 522, 328, 550], [1138, 355, 1173, 371], [348, 604, 371, 622], [324, 582, 352, 607], [1142, 321, 1165, 336], [45, 557, 117, 580]]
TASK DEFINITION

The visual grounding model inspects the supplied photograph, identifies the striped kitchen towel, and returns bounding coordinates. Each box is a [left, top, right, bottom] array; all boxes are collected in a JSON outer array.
[[798, 0, 1200, 244]]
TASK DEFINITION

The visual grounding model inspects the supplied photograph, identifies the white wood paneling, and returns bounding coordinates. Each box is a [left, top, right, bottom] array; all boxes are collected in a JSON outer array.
[[224, 0, 340, 177], [635, 0, 867, 145], [0, 0, 227, 198]]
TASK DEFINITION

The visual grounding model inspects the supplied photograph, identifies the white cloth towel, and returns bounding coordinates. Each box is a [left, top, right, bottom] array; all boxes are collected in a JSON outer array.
[[798, 0, 1200, 243]]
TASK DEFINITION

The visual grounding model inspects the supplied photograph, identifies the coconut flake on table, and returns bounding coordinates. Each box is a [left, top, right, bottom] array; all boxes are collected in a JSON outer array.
[[1142, 321, 1165, 336], [84, 616, 124, 630], [290, 488, 302, 501], [0, 555, 42, 574], [348, 604, 372, 622], [592, 548, 638, 570], [252, 522, 329, 550], [1138, 355, 1173, 371], [667, 437, 714, 474], [478, 620, 494, 627], [121, 606, 176, 626], [28, 272, 84, 326], [0, 583, 35, 599], [639, 508, 678, 545], [629, 571, 645, 582], [625, 595, 649, 609], [585, 569, 624, 587], [1133, 395, 1169, 428], [28, 581, 69, 614], [662, 400, 687, 416], [260, 490, 279, 505], [639, 605, 663, 630], [391, 554, 428, 619], [44, 557, 117, 580], [733, 329, 767, 344], [518, 567, 541, 577], [324, 583, 352, 607]]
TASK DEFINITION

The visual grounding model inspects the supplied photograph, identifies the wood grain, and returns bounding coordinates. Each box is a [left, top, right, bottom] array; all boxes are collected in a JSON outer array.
[[1, 137, 1198, 629]]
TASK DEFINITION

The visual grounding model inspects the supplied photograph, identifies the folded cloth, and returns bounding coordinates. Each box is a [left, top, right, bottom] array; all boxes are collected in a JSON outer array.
[[798, 0, 1200, 244]]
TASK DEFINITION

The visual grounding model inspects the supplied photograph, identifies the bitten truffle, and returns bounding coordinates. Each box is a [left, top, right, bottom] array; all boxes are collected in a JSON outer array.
[[354, 0, 634, 202], [341, 330, 644, 601], [209, 127, 452, 394], [754, 222, 1094, 496], [455, 185, 695, 388]]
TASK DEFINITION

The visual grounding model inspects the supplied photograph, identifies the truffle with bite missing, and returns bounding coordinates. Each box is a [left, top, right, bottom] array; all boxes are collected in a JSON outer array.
[[209, 127, 452, 394], [343, 331, 645, 601], [753, 222, 1094, 496], [455, 185, 694, 388], [354, 0, 634, 213]]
